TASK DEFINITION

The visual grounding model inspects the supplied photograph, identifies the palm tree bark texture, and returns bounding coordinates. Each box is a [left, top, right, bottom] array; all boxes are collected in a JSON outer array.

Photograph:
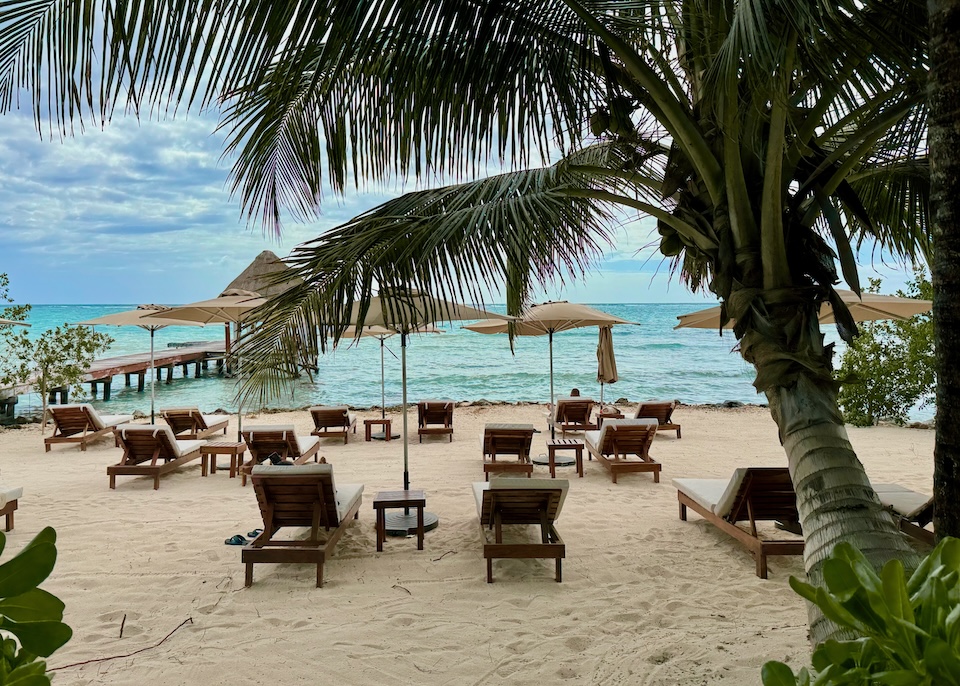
[[930, 0, 960, 540], [0, 0, 933, 645]]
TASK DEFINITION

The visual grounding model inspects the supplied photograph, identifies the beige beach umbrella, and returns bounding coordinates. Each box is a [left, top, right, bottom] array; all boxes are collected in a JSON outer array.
[[675, 289, 932, 330], [78, 305, 206, 422], [341, 324, 439, 439], [464, 301, 635, 406], [342, 290, 512, 535], [597, 325, 619, 405], [0, 318, 29, 326], [148, 293, 268, 440]]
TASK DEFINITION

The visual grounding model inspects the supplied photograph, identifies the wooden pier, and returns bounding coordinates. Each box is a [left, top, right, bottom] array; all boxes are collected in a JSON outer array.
[[81, 342, 227, 401]]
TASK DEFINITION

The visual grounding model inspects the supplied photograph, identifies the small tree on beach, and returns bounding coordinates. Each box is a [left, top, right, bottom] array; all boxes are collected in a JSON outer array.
[[0, 0, 931, 643], [837, 272, 934, 427], [0, 325, 113, 432], [0, 274, 30, 326]]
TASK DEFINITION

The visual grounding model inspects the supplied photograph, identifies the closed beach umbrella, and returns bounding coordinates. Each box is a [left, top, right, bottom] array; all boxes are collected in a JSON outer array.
[[79, 305, 205, 422], [0, 318, 29, 326], [465, 301, 635, 406], [676, 290, 932, 330], [340, 290, 511, 534], [597, 325, 618, 404]]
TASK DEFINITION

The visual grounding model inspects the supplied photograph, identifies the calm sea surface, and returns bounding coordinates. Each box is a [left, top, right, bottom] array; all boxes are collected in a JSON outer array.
[[12, 303, 819, 416]]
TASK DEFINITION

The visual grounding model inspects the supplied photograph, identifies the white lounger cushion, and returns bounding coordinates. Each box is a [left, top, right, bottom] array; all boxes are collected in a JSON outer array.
[[251, 463, 364, 520], [584, 418, 658, 453], [551, 397, 595, 422], [0, 486, 22, 508], [56, 403, 134, 430], [872, 483, 932, 520], [472, 478, 569, 521], [116, 424, 203, 457], [200, 415, 227, 428], [673, 468, 750, 519]]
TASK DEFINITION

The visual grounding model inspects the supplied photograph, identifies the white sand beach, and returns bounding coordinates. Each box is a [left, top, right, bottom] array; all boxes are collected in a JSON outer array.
[[0, 404, 935, 685]]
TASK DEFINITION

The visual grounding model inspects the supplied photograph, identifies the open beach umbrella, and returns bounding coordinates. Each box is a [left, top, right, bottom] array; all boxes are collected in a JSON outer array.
[[343, 290, 512, 534], [342, 325, 439, 439], [597, 326, 618, 405], [149, 292, 267, 440], [464, 301, 635, 406], [675, 289, 932, 330], [0, 318, 29, 327], [78, 305, 205, 422]]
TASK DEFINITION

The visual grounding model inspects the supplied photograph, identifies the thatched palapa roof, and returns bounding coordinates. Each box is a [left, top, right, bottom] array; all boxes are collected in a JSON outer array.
[[221, 250, 300, 298]]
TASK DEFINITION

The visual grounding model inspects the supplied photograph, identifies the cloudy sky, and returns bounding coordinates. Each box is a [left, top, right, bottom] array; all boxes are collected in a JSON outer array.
[[0, 107, 916, 306]]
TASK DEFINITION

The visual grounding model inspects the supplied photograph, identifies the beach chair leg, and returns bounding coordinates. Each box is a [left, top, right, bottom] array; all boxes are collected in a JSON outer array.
[[45, 442, 51, 453], [80, 441, 87, 452], [653, 469, 660, 484], [556, 559, 562, 583], [486, 558, 493, 583], [316, 563, 324, 588], [4, 511, 12, 532], [679, 501, 687, 521], [109, 474, 116, 489], [245, 563, 254, 587], [677, 427, 681, 439], [756, 553, 768, 579], [154, 475, 161, 490]]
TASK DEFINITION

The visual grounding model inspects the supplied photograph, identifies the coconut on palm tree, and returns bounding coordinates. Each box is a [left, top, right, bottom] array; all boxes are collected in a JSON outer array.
[[0, 0, 931, 643]]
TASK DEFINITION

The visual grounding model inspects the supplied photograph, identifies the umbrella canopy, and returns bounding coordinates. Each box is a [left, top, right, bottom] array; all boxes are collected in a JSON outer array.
[[78, 305, 206, 422], [222, 250, 300, 298], [151, 293, 268, 440], [0, 318, 29, 327], [597, 326, 618, 404], [675, 290, 932, 329], [465, 301, 635, 406]]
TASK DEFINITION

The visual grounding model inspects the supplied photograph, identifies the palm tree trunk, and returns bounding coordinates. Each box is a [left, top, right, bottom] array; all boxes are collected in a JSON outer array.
[[740, 312, 918, 645], [930, 0, 960, 540]]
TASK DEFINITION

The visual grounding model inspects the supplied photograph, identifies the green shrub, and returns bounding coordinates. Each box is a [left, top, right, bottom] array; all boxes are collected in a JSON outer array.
[[762, 538, 960, 685], [0, 527, 72, 685], [837, 270, 934, 427]]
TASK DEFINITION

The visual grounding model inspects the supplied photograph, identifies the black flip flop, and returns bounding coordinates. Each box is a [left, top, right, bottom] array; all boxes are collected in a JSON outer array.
[[247, 529, 264, 538], [224, 534, 248, 546]]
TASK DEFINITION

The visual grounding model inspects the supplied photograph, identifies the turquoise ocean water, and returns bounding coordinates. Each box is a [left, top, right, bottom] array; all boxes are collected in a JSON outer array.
[[12, 303, 784, 416]]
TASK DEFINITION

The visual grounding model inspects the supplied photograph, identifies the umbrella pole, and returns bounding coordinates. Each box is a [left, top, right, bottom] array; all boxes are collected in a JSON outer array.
[[150, 329, 156, 423], [549, 330, 555, 439], [600, 381, 604, 405], [401, 331, 409, 492], [381, 336, 387, 420]]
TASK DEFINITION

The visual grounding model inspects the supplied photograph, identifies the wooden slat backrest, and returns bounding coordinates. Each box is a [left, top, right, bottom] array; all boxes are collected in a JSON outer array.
[[310, 408, 350, 429], [161, 408, 203, 433], [557, 399, 594, 424], [118, 428, 178, 465], [483, 428, 535, 458], [635, 401, 675, 425], [242, 430, 300, 460], [480, 489, 564, 526], [51, 406, 96, 436], [419, 402, 453, 427], [601, 423, 657, 457], [252, 474, 339, 530], [726, 468, 798, 524]]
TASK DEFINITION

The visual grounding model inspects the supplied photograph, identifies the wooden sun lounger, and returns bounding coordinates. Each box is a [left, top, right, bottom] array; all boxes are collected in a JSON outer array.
[[160, 407, 229, 440], [548, 397, 597, 437], [634, 400, 681, 438], [481, 423, 536, 480], [309, 405, 358, 444], [473, 478, 567, 583], [583, 419, 661, 483], [0, 486, 22, 531], [240, 425, 321, 479], [108, 425, 204, 490], [243, 463, 363, 587], [872, 483, 935, 545], [673, 467, 805, 578], [418, 400, 454, 442], [45, 404, 134, 452]]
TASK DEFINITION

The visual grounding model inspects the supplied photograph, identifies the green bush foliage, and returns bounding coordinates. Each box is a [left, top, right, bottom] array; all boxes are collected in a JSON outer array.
[[0, 527, 72, 685], [762, 538, 960, 685], [837, 270, 934, 427]]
